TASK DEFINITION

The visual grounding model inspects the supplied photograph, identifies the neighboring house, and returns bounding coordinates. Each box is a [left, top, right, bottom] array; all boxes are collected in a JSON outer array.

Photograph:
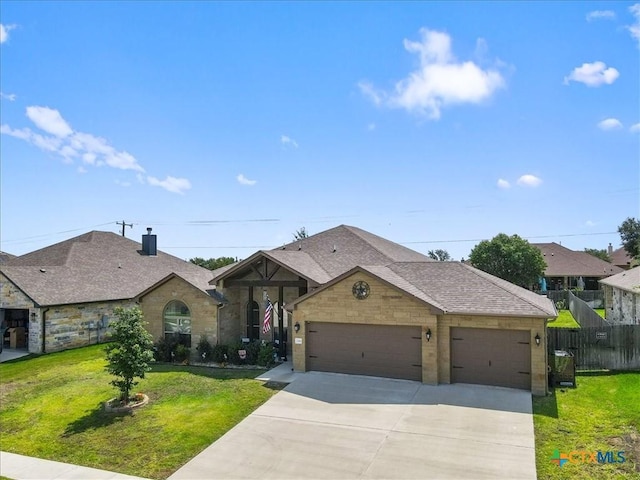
[[0, 229, 223, 354], [0, 251, 17, 265], [1, 225, 557, 395], [532, 243, 623, 291], [212, 225, 556, 395], [599, 267, 640, 325], [608, 244, 634, 270]]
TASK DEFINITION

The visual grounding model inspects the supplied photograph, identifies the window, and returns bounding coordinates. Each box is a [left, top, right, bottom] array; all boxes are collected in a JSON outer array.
[[164, 300, 191, 347], [246, 301, 260, 340]]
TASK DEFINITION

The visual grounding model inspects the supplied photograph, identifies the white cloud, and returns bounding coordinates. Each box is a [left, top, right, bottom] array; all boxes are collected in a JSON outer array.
[[598, 118, 623, 130], [629, 4, 640, 46], [585, 220, 596, 227], [630, 123, 640, 133], [516, 174, 542, 187], [563, 61, 619, 87], [367, 123, 376, 131], [0, 92, 16, 101], [497, 178, 511, 189], [146, 175, 191, 194], [0, 24, 16, 44], [2, 105, 192, 194], [586, 10, 616, 22], [281, 135, 298, 148], [26, 106, 73, 137], [360, 28, 505, 119], [237, 173, 257, 186]]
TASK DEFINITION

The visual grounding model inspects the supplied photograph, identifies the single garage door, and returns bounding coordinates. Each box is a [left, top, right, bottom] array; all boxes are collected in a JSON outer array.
[[451, 327, 531, 390], [306, 322, 422, 381]]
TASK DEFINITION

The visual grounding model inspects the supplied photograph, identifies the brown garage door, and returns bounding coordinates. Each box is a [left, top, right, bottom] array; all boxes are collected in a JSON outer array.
[[306, 322, 422, 381], [451, 327, 531, 390]]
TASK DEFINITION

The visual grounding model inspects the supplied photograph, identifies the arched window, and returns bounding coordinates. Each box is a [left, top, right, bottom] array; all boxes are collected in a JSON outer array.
[[164, 300, 191, 347], [246, 301, 260, 340]]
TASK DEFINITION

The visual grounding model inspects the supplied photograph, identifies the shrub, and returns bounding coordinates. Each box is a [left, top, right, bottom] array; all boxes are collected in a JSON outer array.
[[227, 341, 246, 365], [211, 344, 228, 363], [257, 342, 276, 367], [196, 336, 214, 363], [555, 299, 567, 310], [154, 336, 177, 362], [174, 344, 190, 364]]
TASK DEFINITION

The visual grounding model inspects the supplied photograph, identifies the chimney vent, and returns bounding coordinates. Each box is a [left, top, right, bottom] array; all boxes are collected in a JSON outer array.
[[608, 243, 613, 256], [142, 227, 157, 256]]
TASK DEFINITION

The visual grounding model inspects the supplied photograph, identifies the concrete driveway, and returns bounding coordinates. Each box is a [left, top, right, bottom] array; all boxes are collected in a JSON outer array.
[[169, 372, 536, 479]]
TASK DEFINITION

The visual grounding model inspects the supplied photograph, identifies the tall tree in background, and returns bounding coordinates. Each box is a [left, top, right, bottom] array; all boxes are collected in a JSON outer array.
[[427, 249, 451, 261], [293, 227, 309, 241], [584, 248, 611, 263], [189, 257, 236, 270], [618, 217, 640, 259], [468, 233, 546, 288]]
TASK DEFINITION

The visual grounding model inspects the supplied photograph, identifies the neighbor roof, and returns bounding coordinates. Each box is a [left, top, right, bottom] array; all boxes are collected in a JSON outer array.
[[610, 247, 633, 269], [0, 251, 16, 265], [289, 262, 557, 318], [532, 243, 622, 277], [599, 266, 640, 294], [211, 225, 432, 284], [1, 231, 215, 306]]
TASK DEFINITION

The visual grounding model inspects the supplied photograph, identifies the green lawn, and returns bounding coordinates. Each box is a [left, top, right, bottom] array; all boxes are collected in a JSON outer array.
[[0, 345, 280, 479], [533, 371, 640, 479], [547, 310, 580, 328]]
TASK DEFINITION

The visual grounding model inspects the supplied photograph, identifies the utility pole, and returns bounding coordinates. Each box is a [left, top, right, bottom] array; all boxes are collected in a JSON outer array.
[[116, 220, 133, 237]]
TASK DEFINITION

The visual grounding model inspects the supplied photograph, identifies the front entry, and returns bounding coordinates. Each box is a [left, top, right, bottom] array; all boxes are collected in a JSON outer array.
[[450, 327, 531, 390], [1, 308, 29, 350], [306, 322, 422, 381]]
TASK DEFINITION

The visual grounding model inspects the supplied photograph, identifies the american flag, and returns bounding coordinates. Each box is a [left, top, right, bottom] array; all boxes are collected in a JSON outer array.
[[263, 298, 273, 334]]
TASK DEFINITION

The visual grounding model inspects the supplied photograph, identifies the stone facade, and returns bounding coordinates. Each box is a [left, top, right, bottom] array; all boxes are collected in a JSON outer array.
[[2, 272, 139, 354], [138, 275, 219, 353], [603, 285, 639, 325], [291, 271, 548, 396]]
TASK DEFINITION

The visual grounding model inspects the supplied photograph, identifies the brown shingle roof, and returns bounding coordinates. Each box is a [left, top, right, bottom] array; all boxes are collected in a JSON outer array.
[[0, 251, 16, 265], [532, 242, 622, 277], [599, 266, 640, 293], [610, 247, 633, 269], [290, 262, 556, 318], [1, 231, 215, 306]]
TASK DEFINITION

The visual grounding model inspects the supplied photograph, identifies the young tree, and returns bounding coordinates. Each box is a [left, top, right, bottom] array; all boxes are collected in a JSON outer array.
[[189, 256, 236, 270], [105, 307, 155, 403], [293, 227, 309, 241], [468, 233, 546, 288], [618, 217, 640, 259], [584, 248, 611, 263], [427, 249, 451, 261]]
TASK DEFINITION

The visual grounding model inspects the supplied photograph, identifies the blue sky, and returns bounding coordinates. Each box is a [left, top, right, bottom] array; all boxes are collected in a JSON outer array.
[[1, 1, 638, 262]]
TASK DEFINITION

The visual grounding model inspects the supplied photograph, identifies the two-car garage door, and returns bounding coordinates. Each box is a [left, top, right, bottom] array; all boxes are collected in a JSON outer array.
[[451, 327, 531, 390], [306, 322, 422, 381]]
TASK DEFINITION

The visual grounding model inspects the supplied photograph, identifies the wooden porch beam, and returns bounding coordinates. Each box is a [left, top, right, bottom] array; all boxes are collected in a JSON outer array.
[[226, 279, 307, 287]]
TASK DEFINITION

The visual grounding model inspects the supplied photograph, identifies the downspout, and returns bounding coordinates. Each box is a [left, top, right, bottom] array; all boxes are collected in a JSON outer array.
[[216, 303, 226, 344], [41, 308, 49, 354]]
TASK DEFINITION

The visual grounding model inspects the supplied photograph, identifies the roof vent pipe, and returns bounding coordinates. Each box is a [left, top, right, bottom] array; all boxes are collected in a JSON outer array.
[[142, 227, 157, 256]]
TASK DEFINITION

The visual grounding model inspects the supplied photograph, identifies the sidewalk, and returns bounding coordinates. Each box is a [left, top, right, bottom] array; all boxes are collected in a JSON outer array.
[[0, 451, 150, 480]]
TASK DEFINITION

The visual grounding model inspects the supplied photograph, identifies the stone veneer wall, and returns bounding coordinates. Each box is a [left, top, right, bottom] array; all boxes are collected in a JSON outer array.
[[138, 276, 219, 354], [607, 286, 639, 324], [291, 272, 437, 384]]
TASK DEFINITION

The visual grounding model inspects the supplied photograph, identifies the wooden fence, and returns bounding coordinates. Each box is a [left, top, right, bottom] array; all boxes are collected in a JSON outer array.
[[567, 290, 609, 328], [547, 290, 604, 308], [547, 325, 640, 370]]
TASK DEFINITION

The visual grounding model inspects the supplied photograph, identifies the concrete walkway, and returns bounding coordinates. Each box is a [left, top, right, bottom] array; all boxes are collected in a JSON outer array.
[[168, 372, 537, 479], [0, 348, 30, 363], [0, 451, 150, 480]]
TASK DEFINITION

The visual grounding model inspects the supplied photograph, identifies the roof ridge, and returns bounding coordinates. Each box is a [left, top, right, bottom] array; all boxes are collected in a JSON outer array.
[[460, 263, 554, 316]]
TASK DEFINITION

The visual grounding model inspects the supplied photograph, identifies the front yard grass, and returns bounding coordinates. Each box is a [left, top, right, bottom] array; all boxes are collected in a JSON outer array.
[[533, 371, 640, 479], [0, 344, 280, 479], [547, 310, 580, 328]]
